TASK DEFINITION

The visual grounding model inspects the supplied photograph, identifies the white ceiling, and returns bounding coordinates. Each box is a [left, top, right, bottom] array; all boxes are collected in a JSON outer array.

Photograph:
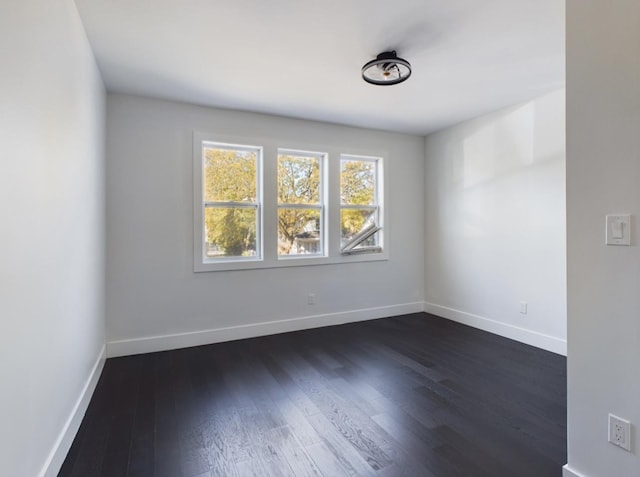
[[74, 0, 564, 135]]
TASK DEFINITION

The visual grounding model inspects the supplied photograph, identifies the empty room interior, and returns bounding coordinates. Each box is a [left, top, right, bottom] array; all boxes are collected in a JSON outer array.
[[1, 1, 639, 477]]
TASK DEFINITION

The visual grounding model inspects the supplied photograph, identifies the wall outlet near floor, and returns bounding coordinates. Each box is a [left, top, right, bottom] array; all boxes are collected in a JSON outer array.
[[520, 301, 528, 314], [307, 293, 316, 305], [608, 414, 631, 451]]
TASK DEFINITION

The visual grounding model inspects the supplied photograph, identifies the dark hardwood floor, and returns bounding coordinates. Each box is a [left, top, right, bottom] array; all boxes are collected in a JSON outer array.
[[59, 313, 567, 477]]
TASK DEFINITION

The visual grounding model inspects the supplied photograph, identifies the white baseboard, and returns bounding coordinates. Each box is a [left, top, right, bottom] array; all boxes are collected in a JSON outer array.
[[39, 344, 106, 477], [563, 464, 585, 477], [424, 302, 567, 356], [107, 302, 425, 358]]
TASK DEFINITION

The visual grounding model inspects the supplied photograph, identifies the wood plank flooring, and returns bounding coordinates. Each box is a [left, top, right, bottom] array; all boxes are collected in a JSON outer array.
[[59, 313, 567, 476]]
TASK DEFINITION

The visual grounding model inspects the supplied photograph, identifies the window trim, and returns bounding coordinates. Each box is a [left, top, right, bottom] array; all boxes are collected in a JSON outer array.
[[194, 132, 388, 272], [194, 136, 263, 271]]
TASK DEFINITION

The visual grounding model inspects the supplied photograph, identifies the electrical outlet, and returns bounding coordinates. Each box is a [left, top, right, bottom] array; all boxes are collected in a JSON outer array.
[[608, 414, 631, 451], [307, 293, 316, 305], [520, 301, 528, 314]]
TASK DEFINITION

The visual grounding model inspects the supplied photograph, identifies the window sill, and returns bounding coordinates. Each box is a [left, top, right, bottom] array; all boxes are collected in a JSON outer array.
[[194, 250, 388, 272], [341, 246, 383, 255]]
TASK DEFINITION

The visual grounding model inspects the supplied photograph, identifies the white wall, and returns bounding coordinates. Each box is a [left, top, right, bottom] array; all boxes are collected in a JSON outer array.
[[564, 1, 640, 476], [105, 94, 425, 356], [0, 1, 106, 476], [424, 90, 567, 354]]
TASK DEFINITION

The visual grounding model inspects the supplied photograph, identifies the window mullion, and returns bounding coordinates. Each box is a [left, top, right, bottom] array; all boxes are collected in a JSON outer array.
[[277, 203, 322, 210], [261, 144, 278, 263]]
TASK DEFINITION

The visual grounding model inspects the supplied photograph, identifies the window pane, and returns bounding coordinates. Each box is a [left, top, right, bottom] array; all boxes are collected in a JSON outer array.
[[278, 208, 321, 255], [341, 208, 378, 247], [278, 154, 321, 205], [204, 146, 257, 202], [341, 160, 375, 205], [204, 207, 257, 258]]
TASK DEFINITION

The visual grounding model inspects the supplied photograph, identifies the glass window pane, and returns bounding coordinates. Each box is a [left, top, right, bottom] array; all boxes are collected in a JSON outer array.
[[278, 208, 321, 256], [278, 154, 321, 205], [341, 208, 378, 248], [204, 207, 257, 258], [204, 146, 257, 202], [341, 160, 375, 205]]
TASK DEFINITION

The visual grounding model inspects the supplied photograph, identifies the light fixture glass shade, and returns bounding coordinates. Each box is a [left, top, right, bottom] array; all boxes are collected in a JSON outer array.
[[361, 50, 411, 86]]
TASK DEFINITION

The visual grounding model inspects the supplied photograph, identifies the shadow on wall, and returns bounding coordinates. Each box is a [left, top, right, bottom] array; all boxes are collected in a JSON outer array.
[[425, 89, 566, 342]]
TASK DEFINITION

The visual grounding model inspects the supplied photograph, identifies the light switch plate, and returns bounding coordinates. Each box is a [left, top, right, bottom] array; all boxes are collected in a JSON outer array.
[[606, 215, 631, 246]]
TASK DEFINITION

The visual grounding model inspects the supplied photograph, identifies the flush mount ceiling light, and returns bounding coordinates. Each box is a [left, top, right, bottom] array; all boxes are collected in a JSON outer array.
[[361, 50, 412, 86]]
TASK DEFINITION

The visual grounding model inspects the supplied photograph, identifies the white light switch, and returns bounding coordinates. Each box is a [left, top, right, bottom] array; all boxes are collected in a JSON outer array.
[[606, 215, 631, 246]]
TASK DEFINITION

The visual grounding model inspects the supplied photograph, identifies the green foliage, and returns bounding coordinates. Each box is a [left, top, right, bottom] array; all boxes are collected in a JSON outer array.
[[340, 160, 377, 244], [341, 160, 375, 205], [204, 147, 257, 256], [278, 155, 320, 204], [277, 155, 321, 254], [340, 209, 377, 246], [202, 149, 379, 256], [278, 209, 320, 254], [205, 208, 256, 257], [204, 148, 256, 202]]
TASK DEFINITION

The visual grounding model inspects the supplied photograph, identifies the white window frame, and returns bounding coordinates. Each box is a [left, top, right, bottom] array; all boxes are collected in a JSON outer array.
[[194, 132, 388, 272], [277, 149, 327, 259], [194, 136, 263, 271], [339, 155, 384, 255]]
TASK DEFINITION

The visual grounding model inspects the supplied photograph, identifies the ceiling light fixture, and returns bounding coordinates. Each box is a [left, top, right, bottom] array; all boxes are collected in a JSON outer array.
[[361, 50, 412, 86]]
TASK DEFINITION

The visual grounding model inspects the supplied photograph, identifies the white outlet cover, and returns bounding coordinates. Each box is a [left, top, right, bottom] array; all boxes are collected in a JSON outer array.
[[608, 414, 632, 451]]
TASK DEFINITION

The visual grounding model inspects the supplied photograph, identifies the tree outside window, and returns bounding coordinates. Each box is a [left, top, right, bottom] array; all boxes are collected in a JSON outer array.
[[195, 137, 385, 271], [340, 156, 382, 253], [203, 144, 260, 259], [277, 151, 325, 256]]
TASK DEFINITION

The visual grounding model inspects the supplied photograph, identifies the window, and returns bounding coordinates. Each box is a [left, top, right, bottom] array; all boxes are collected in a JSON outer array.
[[199, 142, 261, 262], [194, 133, 386, 271], [277, 150, 325, 257], [340, 155, 382, 254]]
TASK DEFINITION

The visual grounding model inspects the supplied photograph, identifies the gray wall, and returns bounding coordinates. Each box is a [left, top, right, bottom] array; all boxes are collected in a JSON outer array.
[[105, 94, 425, 356], [424, 89, 566, 354], [565, 1, 640, 475], [0, 0, 106, 475]]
